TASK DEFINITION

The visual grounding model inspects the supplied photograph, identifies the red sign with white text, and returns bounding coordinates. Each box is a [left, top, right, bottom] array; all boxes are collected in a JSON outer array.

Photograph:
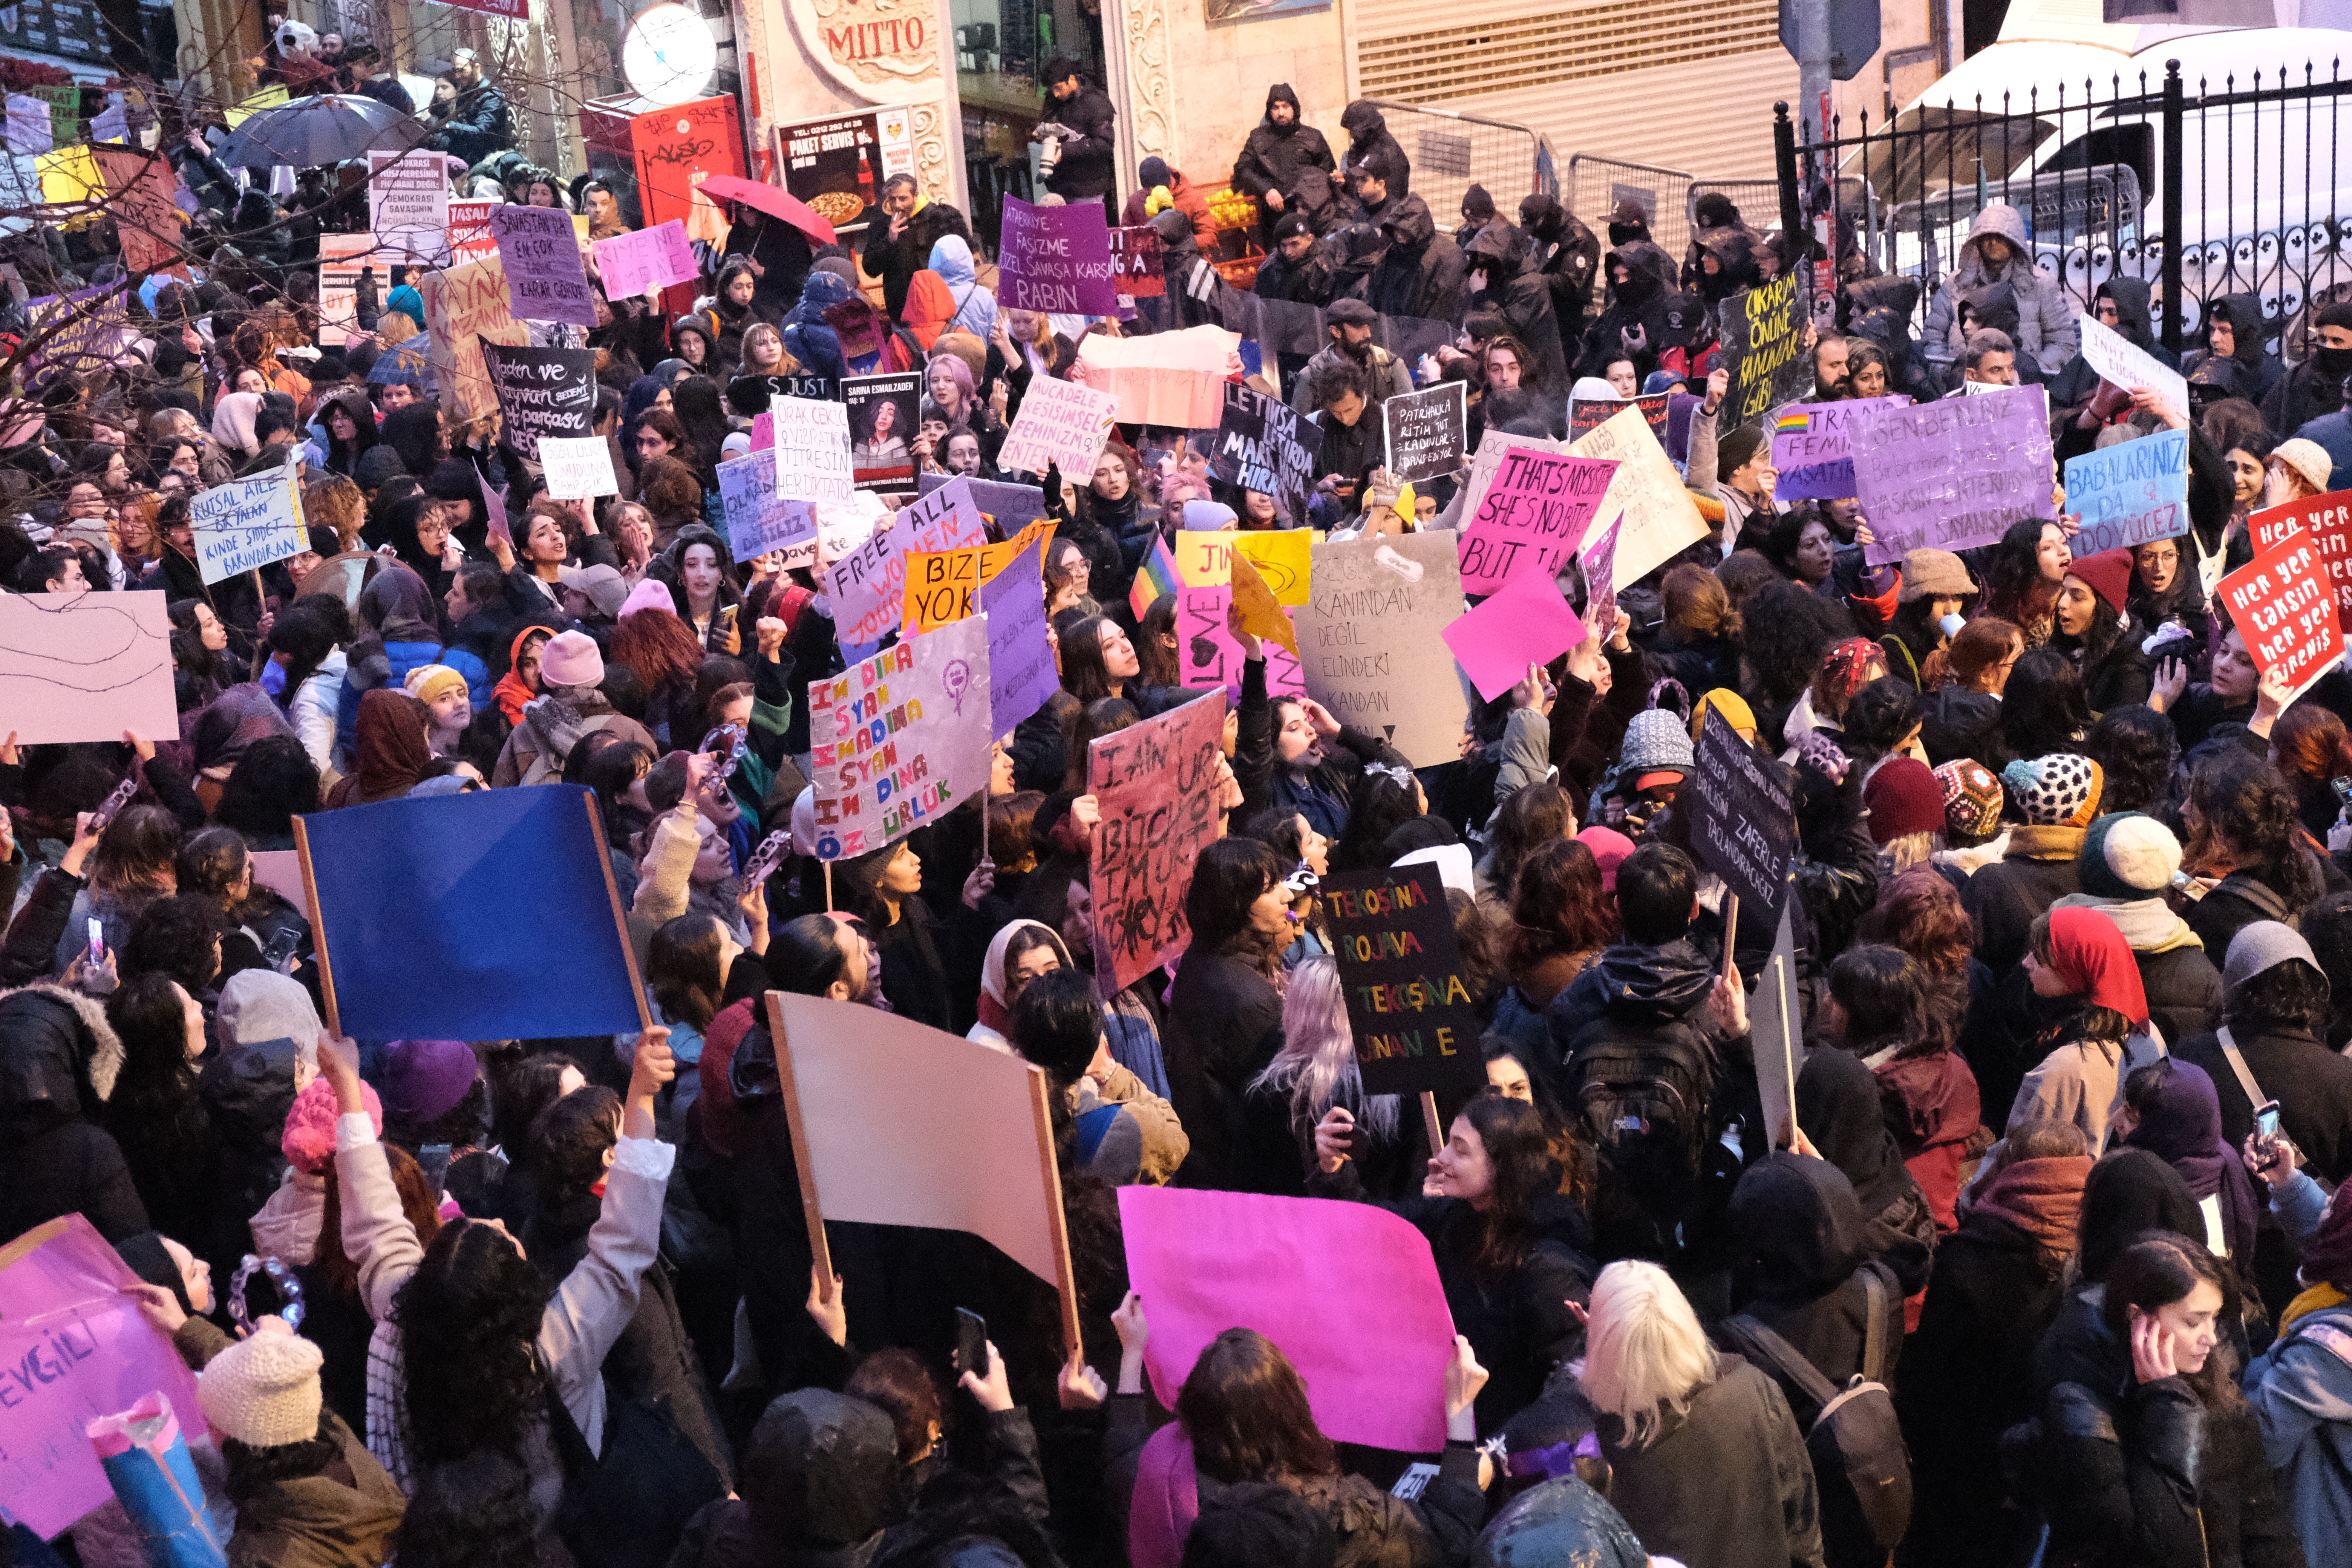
[[2246, 495, 2352, 630], [2217, 533, 2345, 703]]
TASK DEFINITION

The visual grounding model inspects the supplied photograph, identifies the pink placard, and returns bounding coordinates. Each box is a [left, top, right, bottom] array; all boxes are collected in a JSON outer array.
[[1117, 1187, 1454, 1453], [1457, 451, 1619, 596], [591, 219, 699, 300], [0, 1215, 209, 1537], [0, 591, 178, 745], [1172, 585, 1304, 703], [1441, 570, 1588, 702], [751, 410, 775, 452]]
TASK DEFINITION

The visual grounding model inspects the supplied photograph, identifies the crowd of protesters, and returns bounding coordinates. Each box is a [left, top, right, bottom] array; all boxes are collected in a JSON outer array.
[[11, 37, 2352, 1568]]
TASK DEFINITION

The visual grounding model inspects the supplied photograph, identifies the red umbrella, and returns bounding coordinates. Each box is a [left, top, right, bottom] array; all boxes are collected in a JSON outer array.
[[698, 176, 840, 247]]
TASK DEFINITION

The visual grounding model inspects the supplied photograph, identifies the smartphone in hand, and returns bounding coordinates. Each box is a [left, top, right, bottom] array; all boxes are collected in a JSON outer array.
[[954, 1308, 987, 1380]]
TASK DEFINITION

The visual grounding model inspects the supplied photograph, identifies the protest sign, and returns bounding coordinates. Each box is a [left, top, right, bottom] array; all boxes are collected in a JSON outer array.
[[1847, 386, 2058, 565], [2064, 428, 2190, 557], [766, 396, 858, 510], [1088, 692, 1230, 995], [1752, 905, 1804, 1148], [2079, 312, 2190, 417], [89, 145, 178, 274], [995, 377, 1121, 479], [191, 464, 306, 584], [488, 203, 595, 328], [2249, 495, 2326, 556], [25, 281, 130, 380], [1579, 513, 1623, 635], [0, 591, 175, 743], [1322, 863, 1490, 1099], [1174, 583, 1306, 701], [1717, 271, 1811, 431], [718, 448, 818, 564], [997, 195, 1119, 315], [1458, 449, 1620, 596], [367, 148, 447, 247], [902, 519, 1057, 631], [827, 482, 988, 646], [766, 993, 1078, 1347], [1231, 550, 1301, 656], [777, 107, 914, 238], [421, 256, 528, 421], [980, 538, 1059, 734], [1381, 381, 1468, 486], [297, 785, 646, 1038], [1299, 531, 1469, 767], [1567, 406, 1710, 584], [1770, 396, 1909, 501], [479, 341, 596, 461], [1234, 529, 1313, 606], [1118, 1187, 1453, 1453], [1568, 393, 1669, 443], [3, 93, 49, 154], [845, 372, 923, 489], [316, 233, 382, 346], [0, 1215, 209, 1538], [1109, 224, 1166, 309], [920, 471, 1050, 528], [1075, 325, 1239, 427], [629, 96, 744, 243], [1211, 383, 1323, 526], [2249, 495, 2352, 631], [2217, 535, 2345, 706], [539, 436, 622, 499], [1687, 711, 1796, 925], [1441, 570, 1587, 701], [807, 616, 995, 860], [591, 219, 700, 299], [445, 198, 502, 266]]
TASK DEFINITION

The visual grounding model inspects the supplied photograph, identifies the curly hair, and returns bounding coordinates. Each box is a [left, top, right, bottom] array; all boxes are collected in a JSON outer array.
[[1828, 942, 1946, 1058], [392, 1219, 554, 1465], [394, 1452, 569, 1568], [2085, 705, 2176, 816], [637, 452, 701, 524], [1740, 580, 1857, 706], [1507, 838, 1617, 971], [1332, 774, 1425, 873], [612, 605, 706, 697], [2187, 746, 2323, 917], [1178, 1329, 1338, 1484], [2001, 648, 2093, 762], [1857, 868, 1976, 984]]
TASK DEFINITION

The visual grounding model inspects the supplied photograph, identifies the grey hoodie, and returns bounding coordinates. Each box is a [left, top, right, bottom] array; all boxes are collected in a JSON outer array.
[[1923, 201, 2080, 365]]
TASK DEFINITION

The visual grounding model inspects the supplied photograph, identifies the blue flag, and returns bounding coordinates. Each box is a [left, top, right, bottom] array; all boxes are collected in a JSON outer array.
[[299, 786, 642, 1040]]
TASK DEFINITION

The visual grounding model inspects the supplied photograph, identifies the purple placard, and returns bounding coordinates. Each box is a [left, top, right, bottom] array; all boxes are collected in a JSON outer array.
[[490, 204, 596, 328], [1769, 395, 1909, 502], [26, 280, 131, 378], [979, 536, 1058, 736], [591, 219, 698, 299], [1579, 511, 1622, 635], [1850, 385, 2058, 565], [997, 195, 1119, 316]]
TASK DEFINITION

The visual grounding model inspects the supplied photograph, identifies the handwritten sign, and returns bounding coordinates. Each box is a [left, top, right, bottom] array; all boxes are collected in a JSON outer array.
[[1716, 271, 1810, 431], [1458, 450, 1620, 596], [368, 149, 448, 251], [1579, 513, 1623, 636], [1174, 583, 1305, 702], [1322, 864, 1488, 1098], [1298, 532, 1468, 767], [1381, 381, 1467, 486], [1687, 710, 1796, 925], [591, 219, 699, 299], [90, 145, 178, 274], [1075, 325, 1238, 428], [421, 255, 528, 420], [632, 97, 745, 240], [996, 377, 1121, 480], [1770, 396, 1909, 501], [1441, 570, 1586, 701], [539, 435, 621, 499], [1109, 224, 1166, 307], [489, 203, 595, 327], [1234, 529, 1313, 607], [919, 471, 1050, 528], [1088, 691, 1230, 995], [717, 448, 817, 563], [807, 615, 994, 861], [1848, 386, 2058, 565], [981, 538, 1059, 735], [479, 341, 596, 461], [2218, 536, 2346, 706], [767, 395, 858, 510], [2251, 496, 2352, 632], [1568, 393, 1668, 443], [1211, 383, 1322, 527], [901, 519, 1057, 632], [192, 462, 306, 583], [2064, 428, 2190, 557], [826, 480, 988, 645], [1566, 406, 1709, 585], [997, 195, 1119, 315], [2079, 312, 2190, 419], [0, 591, 176, 744]]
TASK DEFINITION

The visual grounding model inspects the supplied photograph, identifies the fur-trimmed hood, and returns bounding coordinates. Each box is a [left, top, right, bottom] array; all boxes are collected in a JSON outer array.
[[0, 983, 124, 1117]]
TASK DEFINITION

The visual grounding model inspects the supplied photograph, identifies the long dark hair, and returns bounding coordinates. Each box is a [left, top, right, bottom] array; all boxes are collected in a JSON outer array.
[[100, 973, 211, 1159], [1332, 774, 1424, 872], [266, 603, 340, 712], [1176, 1329, 1338, 1484], [1507, 838, 1616, 971], [2001, 648, 2093, 761], [1827, 943, 1946, 1057], [2187, 746, 2324, 916], [1458, 1095, 1560, 1275], [1184, 838, 1288, 977], [392, 1220, 553, 1464], [1484, 782, 1576, 904], [2052, 579, 2127, 671], [1981, 517, 2063, 631], [2099, 1231, 2240, 1407], [1135, 594, 1181, 689], [648, 912, 728, 1032], [1059, 614, 1121, 703]]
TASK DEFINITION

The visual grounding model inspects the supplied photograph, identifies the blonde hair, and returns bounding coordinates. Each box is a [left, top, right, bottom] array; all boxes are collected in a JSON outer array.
[[1580, 1260, 1718, 1449], [378, 311, 420, 342]]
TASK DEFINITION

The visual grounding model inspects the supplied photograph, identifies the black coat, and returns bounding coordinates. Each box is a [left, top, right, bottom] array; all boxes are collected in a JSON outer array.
[[2187, 871, 2303, 966], [1231, 108, 1335, 211], [2177, 1023, 2352, 1184], [1917, 686, 2005, 768], [1163, 949, 1285, 1190], [433, 81, 514, 165], [1961, 835, 2085, 976], [859, 201, 976, 322], [2058, 617, 2155, 713], [1597, 1356, 1826, 1568], [0, 985, 144, 1243], [2134, 941, 2224, 1056], [1043, 83, 1118, 199]]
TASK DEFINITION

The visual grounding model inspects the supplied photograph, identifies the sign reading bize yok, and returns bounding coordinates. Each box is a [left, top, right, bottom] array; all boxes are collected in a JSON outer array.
[[1321, 864, 1488, 1099], [1687, 714, 1795, 927]]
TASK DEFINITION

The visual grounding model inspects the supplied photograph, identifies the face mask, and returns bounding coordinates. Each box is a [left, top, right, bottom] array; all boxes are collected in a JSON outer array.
[[2313, 343, 2352, 378]]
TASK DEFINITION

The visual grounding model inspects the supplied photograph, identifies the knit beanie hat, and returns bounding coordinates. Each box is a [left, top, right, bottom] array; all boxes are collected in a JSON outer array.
[[539, 629, 604, 689], [2077, 811, 2182, 899], [2001, 754, 2104, 827], [619, 578, 675, 620], [2224, 919, 2321, 991], [382, 1039, 478, 1127], [1934, 759, 2003, 838], [2274, 437, 2336, 495], [1617, 708, 1695, 780], [281, 1074, 381, 1175], [198, 1318, 323, 1449], [2069, 548, 2134, 614], [1863, 758, 1946, 844], [404, 663, 467, 708], [1690, 689, 1755, 742], [1575, 825, 1637, 892]]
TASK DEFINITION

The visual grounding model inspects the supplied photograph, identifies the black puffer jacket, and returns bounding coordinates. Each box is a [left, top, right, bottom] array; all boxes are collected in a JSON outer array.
[[1366, 196, 1465, 324], [1582, 241, 1680, 382], [1231, 84, 1336, 215], [1462, 220, 1565, 389], [0, 983, 144, 1242], [1337, 100, 1409, 194]]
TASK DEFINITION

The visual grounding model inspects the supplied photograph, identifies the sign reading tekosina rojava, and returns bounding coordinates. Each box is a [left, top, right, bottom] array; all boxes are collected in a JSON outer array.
[[1321, 864, 1489, 1099]]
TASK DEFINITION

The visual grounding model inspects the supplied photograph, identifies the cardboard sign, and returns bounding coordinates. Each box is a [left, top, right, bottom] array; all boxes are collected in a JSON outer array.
[[1457, 449, 1620, 596], [1579, 513, 1623, 635], [1234, 529, 1314, 606], [489, 203, 594, 327], [826, 481, 988, 646], [0, 1216, 210, 1539], [996, 377, 1121, 480], [4, 94, 51, 155], [1211, 383, 1323, 527], [767, 396, 859, 510], [2252, 496, 2352, 632], [366, 148, 447, 248], [997, 195, 1119, 315], [2064, 428, 2191, 558], [718, 448, 818, 563], [980, 537, 1060, 735], [1687, 712, 1796, 925], [90, 145, 178, 274], [901, 519, 1057, 632], [592, 219, 700, 299], [1568, 393, 1668, 443], [25, 281, 130, 380], [1715, 270, 1811, 430], [630, 96, 744, 245], [539, 435, 622, 499], [844, 372, 923, 490], [1174, 583, 1306, 700], [1441, 570, 1587, 702], [1380, 381, 1467, 486], [2078, 312, 2190, 418], [0, 590, 176, 744], [1848, 386, 2058, 565], [919, 471, 1050, 528], [421, 255, 528, 421], [1752, 904, 1804, 1148], [1770, 396, 1909, 501], [1321, 864, 1490, 1098], [301, 785, 646, 1038], [2217, 535, 2345, 706], [1076, 325, 1239, 427], [1298, 532, 1470, 767], [479, 341, 596, 461], [316, 233, 383, 347], [807, 616, 995, 860], [1088, 692, 1231, 995], [777, 106, 914, 238], [1566, 406, 1709, 585], [191, 463, 306, 583], [446, 198, 502, 265], [1118, 1187, 1454, 1453]]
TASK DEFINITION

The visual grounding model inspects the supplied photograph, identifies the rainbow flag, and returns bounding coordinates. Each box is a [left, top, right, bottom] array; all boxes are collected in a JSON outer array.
[[1130, 532, 1181, 618], [1775, 410, 1813, 434]]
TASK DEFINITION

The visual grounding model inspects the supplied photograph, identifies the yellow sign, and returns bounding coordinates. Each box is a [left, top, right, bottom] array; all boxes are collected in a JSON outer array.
[[1231, 551, 1298, 655], [1233, 529, 1313, 605], [225, 86, 289, 127], [900, 520, 1056, 634], [35, 145, 98, 205]]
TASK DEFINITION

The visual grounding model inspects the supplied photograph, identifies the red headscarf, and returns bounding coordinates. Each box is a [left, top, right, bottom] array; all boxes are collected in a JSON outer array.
[[2042, 906, 2148, 1027], [492, 625, 552, 727], [325, 689, 432, 808]]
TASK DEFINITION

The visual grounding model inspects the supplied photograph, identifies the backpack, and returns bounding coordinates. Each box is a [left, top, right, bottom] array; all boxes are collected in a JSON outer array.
[[1725, 1262, 1914, 1552], [1562, 1026, 1712, 1220]]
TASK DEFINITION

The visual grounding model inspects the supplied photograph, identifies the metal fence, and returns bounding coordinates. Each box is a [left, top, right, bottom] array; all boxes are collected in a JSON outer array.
[[1775, 58, 2352, 359], [1362, 98, 1555, 227], [1566, 156, 1786, 263]]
